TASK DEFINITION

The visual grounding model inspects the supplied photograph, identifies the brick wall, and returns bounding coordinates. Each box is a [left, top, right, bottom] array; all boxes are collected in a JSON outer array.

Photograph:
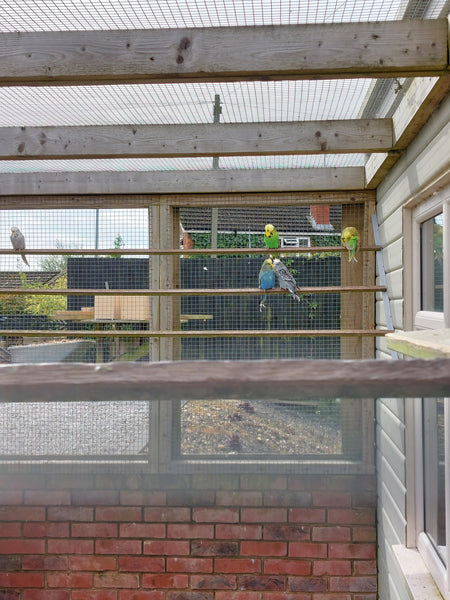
[[0, 472, 377, 600]]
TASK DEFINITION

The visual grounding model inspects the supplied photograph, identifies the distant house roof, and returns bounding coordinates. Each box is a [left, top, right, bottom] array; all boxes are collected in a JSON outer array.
[[0, 271, 62, 289], [179, 206, 340, 235]]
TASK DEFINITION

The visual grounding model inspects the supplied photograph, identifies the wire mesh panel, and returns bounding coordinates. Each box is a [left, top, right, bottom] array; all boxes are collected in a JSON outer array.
[[0, 193, 377, 471]]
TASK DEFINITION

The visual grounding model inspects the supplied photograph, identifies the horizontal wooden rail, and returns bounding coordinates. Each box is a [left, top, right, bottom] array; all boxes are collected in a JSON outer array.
[[0, 359, 448, 402], [0, 246, 381, 256], [0, 286, 386, 296], [0, 328, 392, 338]]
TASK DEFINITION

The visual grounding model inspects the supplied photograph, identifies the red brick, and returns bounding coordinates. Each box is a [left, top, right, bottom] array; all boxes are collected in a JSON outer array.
[[215, 492, 262, 507], [191, 574, 236, 590], [353, 560, 377, 575], [72, 593, 117, 600], [142, 574, 188, 588], [71, 555, 117, 571], [119, 523, 165, 538], [23, 522, 69, 538], [352, 526, 377, 542], [0, 572, 44, 587], [144, 540, 190, 556], [288, 542, 327, 558], [0, 475, 43, 490], [23, 592, 70, 600], [215, 558, 261, 574], [22, 555, 68, 571], [24, 491, 70, 505], [264, 559, 311, 576], [95, 572, 140, 589], [241, 509, 286, 523], [119, 556, 165, 572], [192, 508, 239, 523], [167, 557, 213, 573], [241, 541, 286, 557], [354, 595, 377, 600], [215, 593, 261, 600], [288, 475, 326, 491], [96, 539, 142, 555], [312, 526, 351, 542], [288, 576, 327, 592], [329, 576, 377, 592], [120, 491, 166, 505], [215, 524, 261, 540], [72, 592, 117, 600], [167, 491, 215, 507], [71, 491, 119, 505], [191, 540, 238, 557], [0, 522, 21, 537], [96, 507, 142, 522], [0, 491, 23, 504], [144, 507, 190, 522], [263, 492, 311, 508], [47, 571, 93, 588], [0, 507, 45, 521], [119, 592, 164, 600], [313, 595, 351, 600], [328, 543, 376, 560], [327, 509, 375, 525], [0, 555, 21, 571], [238, 575, 284, 591], [0, 539, 44, 554], [167, 524, 213, 539], [313, 560, 352, 576], [0, 590, 21, 600], [312, 492, 351, 507], [48, 506, 94, 521], [192, 474, 239, 491], [262, 594, 310, 600], [263, 525, 310, 541], [72, 522, 118, 537], [288, 508, 326, 523], [240, 475, 287, 491], [47, 539, 94, 554]]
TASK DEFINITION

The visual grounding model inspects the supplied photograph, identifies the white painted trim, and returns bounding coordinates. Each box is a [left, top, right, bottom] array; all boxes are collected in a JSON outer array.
[[392, 544, 445, 600]]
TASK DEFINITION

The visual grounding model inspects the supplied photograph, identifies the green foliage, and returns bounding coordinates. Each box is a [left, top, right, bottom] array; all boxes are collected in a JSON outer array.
[[40, 240, 70, 271], [110, 234, 125, 258], [20, 272, 67, 317], [190, 232, 264, 250]]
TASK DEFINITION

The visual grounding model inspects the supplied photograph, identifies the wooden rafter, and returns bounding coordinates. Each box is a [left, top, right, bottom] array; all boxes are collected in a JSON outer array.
[[0, 119, 392, 160], [0, 20, 447, 86]]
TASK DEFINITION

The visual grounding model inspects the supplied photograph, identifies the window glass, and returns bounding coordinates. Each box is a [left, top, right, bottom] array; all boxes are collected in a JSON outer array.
[[423, 398, 447, 566], [421, 213, 444, 312]]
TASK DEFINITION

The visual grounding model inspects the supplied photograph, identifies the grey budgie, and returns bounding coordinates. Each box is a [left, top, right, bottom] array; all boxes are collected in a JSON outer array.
[[10, 227, 30, 267], [273, 258, 300, 302]]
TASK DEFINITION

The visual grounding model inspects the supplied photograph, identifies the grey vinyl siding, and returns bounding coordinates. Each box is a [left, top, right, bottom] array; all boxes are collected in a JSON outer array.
[[375, 90, 450, 599]]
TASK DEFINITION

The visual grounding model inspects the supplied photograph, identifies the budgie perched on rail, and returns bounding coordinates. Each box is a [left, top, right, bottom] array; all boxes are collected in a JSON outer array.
[[258, 257, 275, 312], [341, 226, 360, 263], [264, 224, 279, 250], [273, 258, 300, 303]]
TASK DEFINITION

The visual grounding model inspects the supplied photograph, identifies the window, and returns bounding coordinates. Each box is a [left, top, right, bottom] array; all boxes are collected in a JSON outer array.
[[406, 189, 450, 599]]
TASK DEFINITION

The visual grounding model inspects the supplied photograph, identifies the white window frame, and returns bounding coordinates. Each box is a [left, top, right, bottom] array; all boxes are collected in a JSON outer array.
[[404, 188, 450, 600]]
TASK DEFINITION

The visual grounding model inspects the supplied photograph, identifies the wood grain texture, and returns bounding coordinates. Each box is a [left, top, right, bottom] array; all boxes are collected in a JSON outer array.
[[0, 167, 365, 194], [0, 20, 447, 85], [0, 358, 448, 402], [0, 120, 392, 159]]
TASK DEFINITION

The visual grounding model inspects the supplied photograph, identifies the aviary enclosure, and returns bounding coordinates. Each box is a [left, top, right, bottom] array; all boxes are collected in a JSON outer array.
[[0, 191, 377, 467]]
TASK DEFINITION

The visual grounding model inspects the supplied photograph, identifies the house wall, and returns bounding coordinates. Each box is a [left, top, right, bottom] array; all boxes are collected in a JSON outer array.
[[375, 87, 450, 599], [0, 471, 377, 599]]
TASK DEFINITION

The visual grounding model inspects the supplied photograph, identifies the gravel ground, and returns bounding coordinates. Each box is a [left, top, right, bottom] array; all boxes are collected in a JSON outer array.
[[181, 399, 341, 456], [0, 398, 341, 460]]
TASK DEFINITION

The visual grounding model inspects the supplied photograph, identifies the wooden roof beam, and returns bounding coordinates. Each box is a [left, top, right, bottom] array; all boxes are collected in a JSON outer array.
[[0, 19, 447, 86], [0, 119, 392, 160], [0, 166, 365, 195]]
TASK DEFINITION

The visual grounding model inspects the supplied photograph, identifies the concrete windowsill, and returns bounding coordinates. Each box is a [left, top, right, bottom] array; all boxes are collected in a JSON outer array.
[[392, 545, 444, 600]]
